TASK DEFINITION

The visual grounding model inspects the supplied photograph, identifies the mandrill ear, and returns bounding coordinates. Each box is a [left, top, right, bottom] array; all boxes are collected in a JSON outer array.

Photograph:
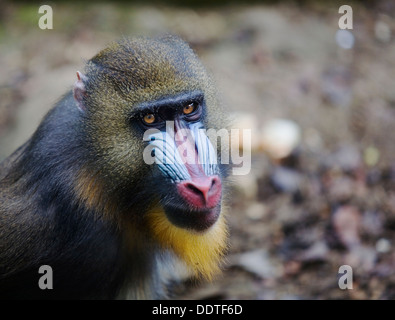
[[73, 71, 88, 112]]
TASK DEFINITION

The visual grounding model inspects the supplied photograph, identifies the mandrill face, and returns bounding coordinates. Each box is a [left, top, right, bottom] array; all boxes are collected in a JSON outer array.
[[74, 36, 229, 279], [139, 91, 223, 232]]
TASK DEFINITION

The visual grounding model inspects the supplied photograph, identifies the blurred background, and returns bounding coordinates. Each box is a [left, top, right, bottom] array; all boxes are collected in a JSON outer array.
[[1, 0, 395, 299]]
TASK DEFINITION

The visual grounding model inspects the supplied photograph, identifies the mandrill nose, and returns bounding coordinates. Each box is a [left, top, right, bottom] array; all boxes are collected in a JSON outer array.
[[177, 175, 222, 209]]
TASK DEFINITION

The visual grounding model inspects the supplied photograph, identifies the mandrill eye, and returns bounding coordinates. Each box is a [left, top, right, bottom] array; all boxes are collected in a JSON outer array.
[[143, 113, 156, 125], [183, 103, 196, 115]]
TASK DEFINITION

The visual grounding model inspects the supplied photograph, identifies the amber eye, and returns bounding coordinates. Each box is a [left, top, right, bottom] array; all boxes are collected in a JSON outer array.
[[183, 103, 195, 115], [143, 113, 156, 124]]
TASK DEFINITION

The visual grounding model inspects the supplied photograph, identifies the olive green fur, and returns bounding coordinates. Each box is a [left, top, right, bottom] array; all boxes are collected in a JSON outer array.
[[81, 35, 226, 197]]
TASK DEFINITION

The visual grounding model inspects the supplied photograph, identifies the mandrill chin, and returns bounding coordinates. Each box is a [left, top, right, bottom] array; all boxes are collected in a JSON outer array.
[[0, 35, 230, 299]]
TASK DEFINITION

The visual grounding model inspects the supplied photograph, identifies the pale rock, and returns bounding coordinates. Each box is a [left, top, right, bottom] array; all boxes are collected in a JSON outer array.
[[376, 238, 391, 253], [245, 202, 268, 220], [229, 249, 281, 279], [261, 118, 301, 160]]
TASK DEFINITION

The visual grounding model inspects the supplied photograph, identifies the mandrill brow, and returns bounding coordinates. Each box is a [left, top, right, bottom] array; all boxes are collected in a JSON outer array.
[[131, 91, 204, 122], [0, 35, 230, 299]]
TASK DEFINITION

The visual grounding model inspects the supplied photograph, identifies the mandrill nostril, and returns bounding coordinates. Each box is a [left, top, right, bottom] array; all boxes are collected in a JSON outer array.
[[177, 175, 222, 209], [210, 178, 216, 189], [185, 178, 216, 196], [186, 183, 201, 195]]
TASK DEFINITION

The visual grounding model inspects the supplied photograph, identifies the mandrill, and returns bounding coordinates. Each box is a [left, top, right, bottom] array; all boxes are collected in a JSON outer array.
[[0, 35, 230, 299]]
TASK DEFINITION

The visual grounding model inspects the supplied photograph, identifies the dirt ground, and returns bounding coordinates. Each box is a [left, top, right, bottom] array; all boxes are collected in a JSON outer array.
[[1, 1, 395, 299]]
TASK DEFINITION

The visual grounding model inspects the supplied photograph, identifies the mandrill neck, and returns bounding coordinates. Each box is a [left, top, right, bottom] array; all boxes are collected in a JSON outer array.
[[145, 206, 228, 282]]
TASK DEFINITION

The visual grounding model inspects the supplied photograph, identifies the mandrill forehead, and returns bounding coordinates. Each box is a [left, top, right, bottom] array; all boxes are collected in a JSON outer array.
[[85, 36, 208, 101]]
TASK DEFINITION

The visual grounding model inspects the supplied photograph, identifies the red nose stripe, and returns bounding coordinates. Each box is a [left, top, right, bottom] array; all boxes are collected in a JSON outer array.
[[174, 120, 222, 208], [173, 119, 203, 178]]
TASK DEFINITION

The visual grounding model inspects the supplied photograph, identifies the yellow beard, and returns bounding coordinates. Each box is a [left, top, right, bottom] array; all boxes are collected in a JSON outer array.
[[146, 207, 228, 281]]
